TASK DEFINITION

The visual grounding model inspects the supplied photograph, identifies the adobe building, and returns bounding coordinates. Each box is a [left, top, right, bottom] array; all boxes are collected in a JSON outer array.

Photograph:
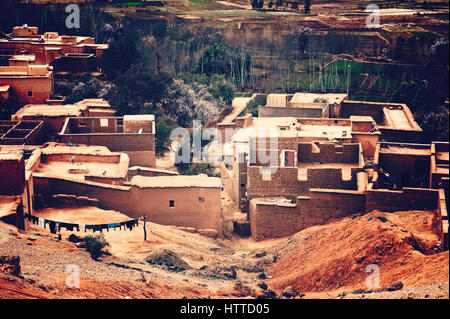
[[0, 64, 54, 105], [0, 25, 108, 73], [0, 150, 35, 229], [22, 143, 223, 235], [250, 92, 422, 144], [59, 115, 156, 167], [29, 145, 129, 185], [11, 98, 115, 137], [338, 100, 423, 143], [260, 93, 348, 118], [0, 141, 223, 236], [217, 112, 373, 239], [431, 141, 449, 189], [367, 141, 449, 251]]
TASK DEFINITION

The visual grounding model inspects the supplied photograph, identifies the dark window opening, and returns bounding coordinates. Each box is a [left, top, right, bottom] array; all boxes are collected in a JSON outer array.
[[169, 200, 175, 208]]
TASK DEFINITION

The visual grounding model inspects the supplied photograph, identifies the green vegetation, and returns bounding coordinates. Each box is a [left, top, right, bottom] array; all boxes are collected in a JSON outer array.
[[245, 94, 267, 117], [235, 93, 253, 98], [146, 248, 192, 272], [84, 234, 110, 260]]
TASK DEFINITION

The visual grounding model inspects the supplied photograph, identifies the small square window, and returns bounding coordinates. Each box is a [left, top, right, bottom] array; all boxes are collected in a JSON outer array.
[[198, 197, 205, 202], [169, 200, 175, 208], [27, 90, 33, 97], [100, 118, 108, 127], [240, 184, 245, 188]]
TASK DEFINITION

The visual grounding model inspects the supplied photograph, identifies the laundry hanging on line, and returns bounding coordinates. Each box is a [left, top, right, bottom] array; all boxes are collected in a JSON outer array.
[[24, 214, 139, 234]]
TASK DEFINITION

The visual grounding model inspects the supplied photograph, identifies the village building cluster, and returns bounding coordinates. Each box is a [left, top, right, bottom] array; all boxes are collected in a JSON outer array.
[[0, 26, 448, 252]]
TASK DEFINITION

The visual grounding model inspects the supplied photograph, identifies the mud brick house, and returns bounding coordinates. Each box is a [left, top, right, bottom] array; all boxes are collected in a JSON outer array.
[[337, 100, 423, 143], [59, 115, 156, 167], [220, 114, 376, 206], [17, 143, 223, 235], [1, 141, 223, 236], [11, 98, 115, 137], [248, 92, 423, 144], [259, 93, 348, 118], [0, 151, 34, 229], [0, 65, 54, 105], [218, 113, 375, 239], [368, 141, 449, 251], [0, 25, 108, 73]]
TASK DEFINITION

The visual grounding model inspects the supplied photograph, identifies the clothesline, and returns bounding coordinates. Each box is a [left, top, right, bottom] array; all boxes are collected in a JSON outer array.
[[25, 214, 139, 234]]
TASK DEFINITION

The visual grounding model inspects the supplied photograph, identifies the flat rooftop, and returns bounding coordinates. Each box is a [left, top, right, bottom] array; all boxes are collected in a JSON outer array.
[[35, 146, 128, 180], [13, 104, 84, 118], [290, 93, 348, 105], [130, 175, 222, 189], [231, 116, 356, 141], [297, 124, 351, 139]]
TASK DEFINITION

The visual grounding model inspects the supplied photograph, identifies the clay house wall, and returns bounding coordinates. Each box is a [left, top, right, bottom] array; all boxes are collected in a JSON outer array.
[[297, 142, 360, 164], [249, 188, 366, 241], [430, 142, 449, 189], [33, 174, 223, 235], [0, 153, 25, 195], [0, 65, 54, 105], [340, 100, 423, 143], [247, 166, 358, 201], [60, 116, 156, 167], [366, 187, 439, 212]]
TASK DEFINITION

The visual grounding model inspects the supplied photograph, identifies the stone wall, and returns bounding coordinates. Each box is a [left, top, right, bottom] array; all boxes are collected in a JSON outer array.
[[247, 166, 358, 200], [0, 155, 25, 195], [249, 189, 366, 240], [297, 142, 360, 163], [366, 187, 439, 212]]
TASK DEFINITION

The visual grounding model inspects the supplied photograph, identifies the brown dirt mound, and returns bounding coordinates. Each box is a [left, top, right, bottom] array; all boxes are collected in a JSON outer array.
[[266, 210, 449, 296]]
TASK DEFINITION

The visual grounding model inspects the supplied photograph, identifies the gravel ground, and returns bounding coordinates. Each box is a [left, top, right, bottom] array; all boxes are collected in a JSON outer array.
[[0, 231, 145, 286], [337, 282, 449, 299]]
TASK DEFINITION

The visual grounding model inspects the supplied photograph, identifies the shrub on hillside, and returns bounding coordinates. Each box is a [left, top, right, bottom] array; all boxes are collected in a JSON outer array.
[[84, 234, 110, 260]]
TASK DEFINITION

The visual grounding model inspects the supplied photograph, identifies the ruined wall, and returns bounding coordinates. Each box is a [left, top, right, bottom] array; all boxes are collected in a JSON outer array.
[[60, 133, 155, 167], [340, 101, 385, 123], [297, 143, 360, 163], [366, 187, 439, 212], [249, 189, 366, 241], [250, 135, 298, 166]]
